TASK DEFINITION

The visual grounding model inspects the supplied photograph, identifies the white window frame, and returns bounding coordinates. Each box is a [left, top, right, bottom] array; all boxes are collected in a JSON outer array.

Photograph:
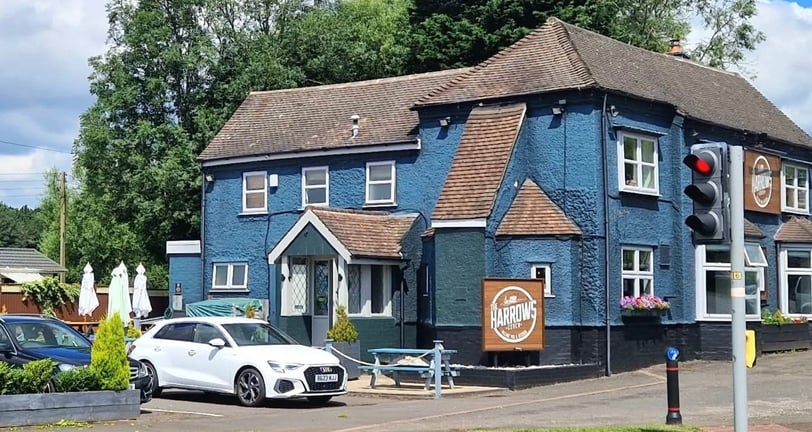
[[530, 264, 552, 297], [781, 163, 809, 214], [211, 263, 248, 291], [242, 171, 267, 213], [695, 245, 763, 320], [617, 131, 659, 195], [281, 257, 309, 316], [346, 264, 392, 317], [779, 245, 812, 317], [302, 166, 329, 207], [365, 161, 396, 206], [621, 247, 654, 298]]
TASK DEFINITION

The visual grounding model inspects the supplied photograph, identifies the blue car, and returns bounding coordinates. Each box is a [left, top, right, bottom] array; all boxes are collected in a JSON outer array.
[[0, 314, 152, 403]]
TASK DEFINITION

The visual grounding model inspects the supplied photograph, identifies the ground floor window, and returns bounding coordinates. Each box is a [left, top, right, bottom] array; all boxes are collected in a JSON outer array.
[[621, 247, 653, 297], [347, 264, 392, 317], [696, 245, 766, 319], [212, 262, 248, 291], [779, 247, 812, 315]]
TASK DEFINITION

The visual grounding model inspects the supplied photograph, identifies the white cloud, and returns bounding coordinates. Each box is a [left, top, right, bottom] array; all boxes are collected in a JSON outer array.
[[686, 0, 812, 134], [0, 0, 107, 209]]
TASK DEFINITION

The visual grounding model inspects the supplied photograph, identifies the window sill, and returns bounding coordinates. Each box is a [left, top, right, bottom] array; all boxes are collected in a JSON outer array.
[[209, 289, 250, 293], [239, 211, 268, 217], [782, 208, 810, 216], [348, 315, 394, 319], [695, 316, 762, 322], [363, 202, 397, 209], [618, 188, 660, 197], [544, 294, 555, 298]]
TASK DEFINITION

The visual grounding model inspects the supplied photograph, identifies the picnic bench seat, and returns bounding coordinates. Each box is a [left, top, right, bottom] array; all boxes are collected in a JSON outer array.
[[361, 347, 460, 391]]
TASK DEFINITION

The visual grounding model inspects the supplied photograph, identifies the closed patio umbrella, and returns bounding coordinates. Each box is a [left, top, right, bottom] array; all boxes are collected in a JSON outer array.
[[78, 263, 99, 317], [132, 263, 152, 319], [107, 261, 132, 325]]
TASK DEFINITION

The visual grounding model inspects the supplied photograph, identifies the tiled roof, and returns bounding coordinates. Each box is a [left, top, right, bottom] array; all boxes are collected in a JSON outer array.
[[496, 179, 581, 236], [310, 208, 416, 259], [432, 103, 526, 220], [775, 217, 812, 242], [199, 68, 469, 162], [0, 248, 65, 273], [744, 218, 765, 239], [415, 18, 812, 149]]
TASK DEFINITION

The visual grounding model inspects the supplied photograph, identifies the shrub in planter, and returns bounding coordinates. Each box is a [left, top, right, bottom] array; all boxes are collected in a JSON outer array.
[[55, 367, 101, 392], [326, 305, 360, 380], [90, 313, 130, 391], [0, 358, 56, 394]]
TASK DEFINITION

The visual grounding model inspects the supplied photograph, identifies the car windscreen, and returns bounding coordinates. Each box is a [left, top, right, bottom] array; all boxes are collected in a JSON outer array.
[[222, 323, 297, 346], [8, 320, 92, 349]]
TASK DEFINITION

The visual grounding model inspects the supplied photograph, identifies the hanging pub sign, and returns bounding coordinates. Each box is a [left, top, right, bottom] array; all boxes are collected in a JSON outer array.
[[481, 278, 544, 352], [744, 150, 781, 214]]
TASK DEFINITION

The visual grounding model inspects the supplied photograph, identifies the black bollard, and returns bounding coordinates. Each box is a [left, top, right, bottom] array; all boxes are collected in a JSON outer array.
[[665, 347, 682, 425]]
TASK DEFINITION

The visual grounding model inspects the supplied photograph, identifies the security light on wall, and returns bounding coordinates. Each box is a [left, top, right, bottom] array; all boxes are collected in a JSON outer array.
[[439, 116, 451, 127], [552, 99, 567, 115], [205, 174, 215, 183]]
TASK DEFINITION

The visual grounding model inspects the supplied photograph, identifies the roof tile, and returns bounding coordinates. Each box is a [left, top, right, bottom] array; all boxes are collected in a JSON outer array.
[[744, 218, 765, 239], [199, 69, 469, 162], [496, 179, 581, 236], [0, 248, 65, 273], [310, 208, 416, 259], [775, 217, 812, 242], [432, 103, 526, 220], [416, 18, 812, 149]]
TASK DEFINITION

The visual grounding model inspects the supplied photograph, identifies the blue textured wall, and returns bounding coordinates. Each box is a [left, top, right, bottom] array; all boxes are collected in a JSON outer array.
[[167, 254, 203, 304], [433, 228, 486, 325]]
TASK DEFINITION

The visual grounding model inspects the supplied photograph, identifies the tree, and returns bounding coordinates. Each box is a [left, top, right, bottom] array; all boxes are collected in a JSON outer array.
[[689, 0, 765, 72], [0, 203, 43, 249], [407, 0, 764, 73]]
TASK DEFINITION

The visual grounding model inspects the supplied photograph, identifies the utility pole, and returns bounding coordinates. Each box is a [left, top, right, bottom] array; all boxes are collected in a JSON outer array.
[[729, 146, 748, 432], [59, 171, 66, 283]]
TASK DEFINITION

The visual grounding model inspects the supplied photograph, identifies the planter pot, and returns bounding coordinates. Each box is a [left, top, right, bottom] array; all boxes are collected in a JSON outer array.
[[0, 389, 140, 427], [621, 309, 667, 318], [758, 323, 810, 353], [332, 341, 361, 380]]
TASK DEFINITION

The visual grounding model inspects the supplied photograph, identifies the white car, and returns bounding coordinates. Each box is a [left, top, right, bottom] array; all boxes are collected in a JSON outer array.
[[129, 316, 347, 407]]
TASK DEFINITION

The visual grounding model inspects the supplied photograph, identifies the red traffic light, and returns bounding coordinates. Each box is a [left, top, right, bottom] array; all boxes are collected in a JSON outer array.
[[683, 153, 715, 176]]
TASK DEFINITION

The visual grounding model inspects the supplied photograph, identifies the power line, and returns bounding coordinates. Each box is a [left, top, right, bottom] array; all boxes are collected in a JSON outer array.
[[0, 172, 49, 176], [0, 138, 72, 154]]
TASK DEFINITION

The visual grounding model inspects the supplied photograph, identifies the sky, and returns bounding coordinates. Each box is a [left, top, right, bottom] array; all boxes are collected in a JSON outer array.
[[1, 0, 812, 209]]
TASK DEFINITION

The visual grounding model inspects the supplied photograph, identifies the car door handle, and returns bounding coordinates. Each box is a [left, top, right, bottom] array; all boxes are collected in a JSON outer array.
[[188, 350, 196, 356]]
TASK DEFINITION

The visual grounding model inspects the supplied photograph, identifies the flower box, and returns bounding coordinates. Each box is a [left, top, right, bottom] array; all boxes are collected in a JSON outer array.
[[758, 323, 810, 353], [621, 308, 667, 318]]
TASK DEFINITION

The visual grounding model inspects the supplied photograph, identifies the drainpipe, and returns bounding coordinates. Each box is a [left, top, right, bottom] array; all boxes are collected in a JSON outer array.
[[200, 173, 207, 304], [601, 93, 612, 376]]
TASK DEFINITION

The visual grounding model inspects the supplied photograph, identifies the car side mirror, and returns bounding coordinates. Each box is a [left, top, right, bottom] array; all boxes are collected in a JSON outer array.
[[208, 338, 226, 348]]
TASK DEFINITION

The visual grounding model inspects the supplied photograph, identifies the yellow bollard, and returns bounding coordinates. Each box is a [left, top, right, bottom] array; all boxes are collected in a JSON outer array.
[[745, 329, 756, 367]]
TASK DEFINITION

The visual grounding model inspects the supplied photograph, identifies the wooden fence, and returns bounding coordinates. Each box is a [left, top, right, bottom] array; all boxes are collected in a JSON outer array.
[[0, 284, 169, 323]]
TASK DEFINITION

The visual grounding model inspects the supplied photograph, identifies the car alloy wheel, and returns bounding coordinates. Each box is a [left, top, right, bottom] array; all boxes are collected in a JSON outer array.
[[144, 362, 162, 398], [236, 368, 265, 407]]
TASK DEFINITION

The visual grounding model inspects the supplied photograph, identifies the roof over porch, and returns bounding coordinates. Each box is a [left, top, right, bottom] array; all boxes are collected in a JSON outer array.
[[268, 207, 419, 264]]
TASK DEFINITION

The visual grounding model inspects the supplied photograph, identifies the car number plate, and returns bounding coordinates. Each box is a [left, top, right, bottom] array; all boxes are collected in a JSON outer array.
[[315, 373, 338, 383]]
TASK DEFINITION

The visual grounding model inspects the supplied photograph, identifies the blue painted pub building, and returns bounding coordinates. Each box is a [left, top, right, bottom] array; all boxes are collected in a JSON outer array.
[[167, 18, 812, 372]]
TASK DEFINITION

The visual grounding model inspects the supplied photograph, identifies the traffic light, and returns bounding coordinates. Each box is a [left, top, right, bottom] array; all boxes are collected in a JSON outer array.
[[683, 142, 729, 243]]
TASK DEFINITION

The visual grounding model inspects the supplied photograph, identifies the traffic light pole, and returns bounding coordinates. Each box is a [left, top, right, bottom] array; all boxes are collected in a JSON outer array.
[[729, 145, 748, 432]]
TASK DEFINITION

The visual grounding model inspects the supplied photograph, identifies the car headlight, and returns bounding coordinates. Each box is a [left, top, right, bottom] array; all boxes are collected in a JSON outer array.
[[267, 361, 303, 373], [58, 363, 77, 372]]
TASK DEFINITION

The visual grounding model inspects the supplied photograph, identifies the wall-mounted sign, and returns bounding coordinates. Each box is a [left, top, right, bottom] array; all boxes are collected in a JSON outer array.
[[481, 278, 544, 352], [744, 150, 781, 214]]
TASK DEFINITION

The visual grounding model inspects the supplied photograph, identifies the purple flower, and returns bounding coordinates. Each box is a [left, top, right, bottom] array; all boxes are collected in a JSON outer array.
[[619, 294, 670, 311]]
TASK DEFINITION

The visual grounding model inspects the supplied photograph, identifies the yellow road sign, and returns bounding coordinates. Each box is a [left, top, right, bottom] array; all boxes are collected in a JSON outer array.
[[731, 271, 743, 280]]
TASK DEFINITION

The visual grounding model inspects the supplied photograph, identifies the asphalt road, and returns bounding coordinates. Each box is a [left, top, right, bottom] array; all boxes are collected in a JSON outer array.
[[11, 350, 812, 432]]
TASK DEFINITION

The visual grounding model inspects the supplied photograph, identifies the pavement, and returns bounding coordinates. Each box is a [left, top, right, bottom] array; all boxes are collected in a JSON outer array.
[[7, 350, 812, 431]]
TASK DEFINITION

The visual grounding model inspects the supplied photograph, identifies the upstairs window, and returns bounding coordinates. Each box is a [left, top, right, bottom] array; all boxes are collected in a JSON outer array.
[[782, 164, 809, 214], [618, 132, 659, 195], [243, 171, 267, 213], [302, 166, 329, 207], [366, 161, 396, 205], [622, 247, 653, 297]]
